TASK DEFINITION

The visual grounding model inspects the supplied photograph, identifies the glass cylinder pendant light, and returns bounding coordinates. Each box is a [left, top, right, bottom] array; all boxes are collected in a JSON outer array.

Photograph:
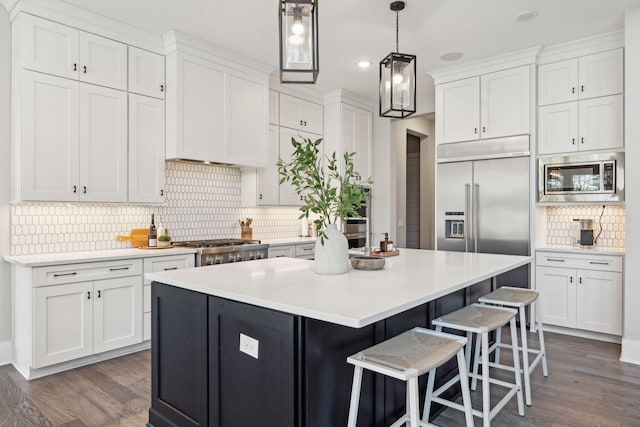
[[279, 0, 319, 84], [379, 1, 416, 118]]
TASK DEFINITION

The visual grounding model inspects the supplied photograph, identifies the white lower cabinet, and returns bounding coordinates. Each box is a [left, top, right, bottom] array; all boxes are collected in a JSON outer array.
[[536, 251, 623, 336], [142, 254, 196, 341], [268, 243, 315, 259]]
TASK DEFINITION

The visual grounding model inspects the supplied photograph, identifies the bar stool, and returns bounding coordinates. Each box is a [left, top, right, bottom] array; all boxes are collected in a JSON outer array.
[[429, 304, 524, 427], [476, 286, 549, 406], [347, 327, 474, 427]]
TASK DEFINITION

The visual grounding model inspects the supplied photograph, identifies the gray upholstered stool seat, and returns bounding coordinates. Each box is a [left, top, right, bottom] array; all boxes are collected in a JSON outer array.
[[428, 304, 524, 427], [478, 286, 549, 406], [347, 327, 474, 427]]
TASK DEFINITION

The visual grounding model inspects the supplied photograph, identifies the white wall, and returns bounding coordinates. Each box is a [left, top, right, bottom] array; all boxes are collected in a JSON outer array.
[[0, 5, 12, 364], [372, 116, 391, 244], [621, 9, 640, 365]]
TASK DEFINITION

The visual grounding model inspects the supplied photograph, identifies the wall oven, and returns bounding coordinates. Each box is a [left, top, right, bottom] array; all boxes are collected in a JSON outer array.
[[538, 152, 624, 203]]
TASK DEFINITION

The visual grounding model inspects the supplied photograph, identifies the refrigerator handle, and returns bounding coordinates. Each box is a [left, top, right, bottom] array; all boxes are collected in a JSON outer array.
[[474, 183, 480, 253], [465, 184, 471, 253]]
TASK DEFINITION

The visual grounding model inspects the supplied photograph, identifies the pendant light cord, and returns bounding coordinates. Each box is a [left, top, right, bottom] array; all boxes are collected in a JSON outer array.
[[395, 10, 399, 53]]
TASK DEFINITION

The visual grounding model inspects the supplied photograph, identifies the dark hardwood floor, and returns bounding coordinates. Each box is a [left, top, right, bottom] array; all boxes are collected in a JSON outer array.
[[1, 330, 639, 426]]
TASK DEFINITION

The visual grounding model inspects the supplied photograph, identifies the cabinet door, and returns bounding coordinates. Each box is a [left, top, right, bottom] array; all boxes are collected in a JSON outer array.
[[79, 84, 128, 202], [79, 32, 127, 91], [576, 270, 622, 335], [174, 55, 225, 161], [302, 99, 324, 135], [269, 90, 279, 125], [225, 73, 268, 167], [268, 245, 296, 258], [578, 94, 624, 151], [129, 94, 166, 203], [435, 77, 480, 144], [538, 59, 578, 106], [279, 93, 304, 131], [578, 49, 624, 100], [129, 46, 165, 99], [34, 282, 93, 368], [354, 107, 372, 181], [256, 125, 280, 205], [21, 71, 80, 201], [536, 266, 576, 328], [20, 14, 79, 80], [278, 127, 305, 206], [537, 102, 578, 155], [480, 66, 530, 139], [94, 276, 142, 353]]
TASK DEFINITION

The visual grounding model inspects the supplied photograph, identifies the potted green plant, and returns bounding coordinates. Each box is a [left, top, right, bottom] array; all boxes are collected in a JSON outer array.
[[277, 136, 371, 274], [158, 234, 171, 247]]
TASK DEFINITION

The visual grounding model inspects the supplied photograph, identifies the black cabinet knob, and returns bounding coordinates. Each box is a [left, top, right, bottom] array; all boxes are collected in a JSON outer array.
[[73, 185, 77, 193], [73, 63, 77, 71], [160, 84, 164, 92], [83, 65, 87, 74]]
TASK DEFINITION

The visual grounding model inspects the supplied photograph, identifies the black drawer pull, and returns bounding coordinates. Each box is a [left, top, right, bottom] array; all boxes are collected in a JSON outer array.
[[97, 290, 101, 298], [301, 248, 313, 251], [164, 267, 178, 271], [109, 267, 130, 271], [53, 272, 77, 277], [160, 84, 164, 92], [547, 258, 565, 262], [83, 65, 87, 74], [87, 291, 91, 300], [589, 261, 610, 265]]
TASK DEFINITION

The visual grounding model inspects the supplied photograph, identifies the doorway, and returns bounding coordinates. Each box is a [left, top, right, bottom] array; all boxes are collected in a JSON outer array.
[[406, 134, 421, 249]]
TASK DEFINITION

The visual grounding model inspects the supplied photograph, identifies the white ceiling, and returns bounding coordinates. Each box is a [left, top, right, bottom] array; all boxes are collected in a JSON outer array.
[[58, 0, 640, 103]]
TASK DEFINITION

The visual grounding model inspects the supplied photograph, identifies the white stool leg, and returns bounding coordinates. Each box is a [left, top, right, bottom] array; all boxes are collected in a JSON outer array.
[[456, 349, 475, 427], [422, 367, 436, 422], [536, 300, 549, 377], [519, 306, 532, 406], [347, 365, 363, 427], [481, 332, 490, 427], [465, 331, 473, 369], [471, 330, 481, 391], [408, 377, 420, 427], [495, 326, 502, 363], [510, 317, 525, 416]]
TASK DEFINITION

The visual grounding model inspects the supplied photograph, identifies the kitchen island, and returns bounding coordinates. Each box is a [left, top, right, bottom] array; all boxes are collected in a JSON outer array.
[[146, 249, 531, 427]]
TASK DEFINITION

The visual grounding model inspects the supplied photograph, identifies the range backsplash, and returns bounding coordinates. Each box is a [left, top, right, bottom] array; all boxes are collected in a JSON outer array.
[[10, 161, 302, 255], [546, 205, 625, 248]]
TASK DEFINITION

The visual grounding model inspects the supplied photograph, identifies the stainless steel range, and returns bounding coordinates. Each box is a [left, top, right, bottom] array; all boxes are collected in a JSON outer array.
[[172, 239, 269, 266]]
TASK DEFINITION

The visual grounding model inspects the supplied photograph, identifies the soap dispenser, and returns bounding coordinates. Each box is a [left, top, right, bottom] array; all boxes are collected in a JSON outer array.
[[380, 233, 394, 252]]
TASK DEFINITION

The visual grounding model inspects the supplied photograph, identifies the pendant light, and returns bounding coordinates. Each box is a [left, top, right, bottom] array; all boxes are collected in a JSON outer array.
[[279, 0, 319, 84], [379, 1, 416, 118]]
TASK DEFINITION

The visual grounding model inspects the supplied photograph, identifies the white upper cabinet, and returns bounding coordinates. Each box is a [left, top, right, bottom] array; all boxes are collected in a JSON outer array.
[[538, 102, 579, 155], [20, 71, 80, 202], [578, 95, 624, 151], [79, 83, 128, 202], [538, 48, 623, 106], [436, 77, 480, 144], [279, 93, 323, 135], [129, 94, 166, 203], [19, 14, 127, 90], [241, 125, 280, 206], [435, 65, 529, 144], [128, 46, 166, 99], [278, 127, 314, 206], [340, 104, 372, 182], [269, 90, 279, 125], [165, 50, 268, 167], [480, 66, 530, 139]]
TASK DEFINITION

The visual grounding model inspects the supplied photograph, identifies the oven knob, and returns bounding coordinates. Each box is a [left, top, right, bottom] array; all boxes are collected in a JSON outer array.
[[249, 251, 256, 260], [256, 252, 264, 260], [206, 257, 214, 266], [236, 254, 244, 262], [228, 254, 236, 263], [214, 256, 222, 265]]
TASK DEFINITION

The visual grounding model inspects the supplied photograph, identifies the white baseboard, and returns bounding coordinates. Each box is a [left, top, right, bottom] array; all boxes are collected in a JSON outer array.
[[620, 337, 640, 365], [542, 324, 621, 344], [0, 340, 12, 366]]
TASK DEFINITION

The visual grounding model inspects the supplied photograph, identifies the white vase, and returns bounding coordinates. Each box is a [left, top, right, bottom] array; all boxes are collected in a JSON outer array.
[[314, 224, 349, 275]]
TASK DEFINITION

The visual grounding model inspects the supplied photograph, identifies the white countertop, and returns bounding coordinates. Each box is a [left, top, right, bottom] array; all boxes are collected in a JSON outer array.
[[536, 245, 625, 256], [260, 237, 316, 246], [4, 247, 198, 267], [146, 249, 532, 328]]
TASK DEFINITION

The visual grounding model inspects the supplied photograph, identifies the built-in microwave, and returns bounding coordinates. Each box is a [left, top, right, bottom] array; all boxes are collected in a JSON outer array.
[[538, 152, 624, 203]]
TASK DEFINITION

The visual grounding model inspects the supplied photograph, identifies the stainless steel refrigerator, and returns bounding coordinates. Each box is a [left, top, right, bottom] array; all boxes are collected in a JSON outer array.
[[436, 136, 530, 288]]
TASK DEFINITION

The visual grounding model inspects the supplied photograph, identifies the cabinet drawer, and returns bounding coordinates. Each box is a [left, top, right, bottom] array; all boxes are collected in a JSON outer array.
[[269, 246, 295, 258], [536, 251, 622, 272], [295, 243, 315, 257], [143, 254, 195, 285], [34, 259, 142, 287]]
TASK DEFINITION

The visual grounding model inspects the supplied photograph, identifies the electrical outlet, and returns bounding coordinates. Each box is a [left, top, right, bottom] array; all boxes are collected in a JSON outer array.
[[239, 333, 259, 359]]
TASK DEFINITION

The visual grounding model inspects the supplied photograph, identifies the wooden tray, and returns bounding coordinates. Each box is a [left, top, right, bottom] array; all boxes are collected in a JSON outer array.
[[371, 249, 399, 257]]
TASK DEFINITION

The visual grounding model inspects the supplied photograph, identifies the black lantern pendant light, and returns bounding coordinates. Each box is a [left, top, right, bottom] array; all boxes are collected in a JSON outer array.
[[379, 1, 416, 118], [279, 0, 319, 84]]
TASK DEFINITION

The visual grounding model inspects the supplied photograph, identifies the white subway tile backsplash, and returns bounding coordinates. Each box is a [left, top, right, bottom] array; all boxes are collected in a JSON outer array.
[[546, 205, 625, 248], [11, 161, 302, 255]]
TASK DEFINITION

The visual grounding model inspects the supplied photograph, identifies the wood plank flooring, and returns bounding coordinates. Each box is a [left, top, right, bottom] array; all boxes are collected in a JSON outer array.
[[0, 330, 639, 426]]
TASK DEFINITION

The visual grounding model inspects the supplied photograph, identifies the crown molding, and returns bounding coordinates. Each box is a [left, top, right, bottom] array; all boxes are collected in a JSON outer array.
[[323, 89, 375, 111], [428, 45, 542, 85], [538, 30, 624, 65], [8, 0, 164, 52], [0, 0, 19, 13], [164, 30, 274, 76]]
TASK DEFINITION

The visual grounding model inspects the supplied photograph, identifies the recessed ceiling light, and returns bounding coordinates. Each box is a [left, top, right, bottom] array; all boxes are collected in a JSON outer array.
[[357, 60, 372, 69], [515, 10, 539, 23], [440, 52, 463, 62]]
